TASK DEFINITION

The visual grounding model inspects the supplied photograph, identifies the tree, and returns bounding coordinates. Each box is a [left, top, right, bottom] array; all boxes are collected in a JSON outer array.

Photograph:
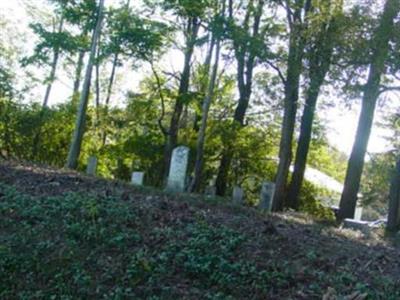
[[338, 0, 400, 220], [387, 158, 400, 231], [100, 1, 168, 146], [273, 0, 312, 211], [66, 0, 105, 169], [41, 17, 64, 108], [161, 0, 208, 181], [215, 0, 267, 196], [190, 2, 224, 192], [59, 0, 98, 100], [286, 0, 343, 209]]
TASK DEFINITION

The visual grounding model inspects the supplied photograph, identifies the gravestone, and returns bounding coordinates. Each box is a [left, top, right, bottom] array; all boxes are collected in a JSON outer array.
[[259, 181, 275, 212], [205, 179, 216, 196], [166, 146, 189, 192], [343, 219, 371, 233], [131, 172, 144, 186], [232, 186, 244, 204], [354, 206, 363, 221], [205, 185, 216, 196], [86, 156, 97, 176]]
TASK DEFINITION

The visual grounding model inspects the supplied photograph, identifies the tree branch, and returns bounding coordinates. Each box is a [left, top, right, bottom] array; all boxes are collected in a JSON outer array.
[[266, 61, 287, 84], [379, 85, 400, 94]]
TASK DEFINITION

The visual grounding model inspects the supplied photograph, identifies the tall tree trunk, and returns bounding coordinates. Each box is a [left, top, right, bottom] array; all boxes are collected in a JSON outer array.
[[2, 100, 12, 157], [101, 52, 119, 147], [387, 158, 400, 231], [193, 34, 215, 132], [190, 36, 221, 192], [95, 45, 101, 118], [42, 17, 64, 108], [215, 0, 263, 196], [162, 17, 200, 180], [286, 2, 340, 209], [105, 53, 118, 107], [72, 50, 85, 101], [272, 0, 311, 211], [286, 78, 323, 209], [338, 0, 399, 220], [66, 0, 105, 169]]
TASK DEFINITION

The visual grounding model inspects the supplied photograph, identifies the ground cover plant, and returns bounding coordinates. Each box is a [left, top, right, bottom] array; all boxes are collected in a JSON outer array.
[[0, 160, 399, 299]]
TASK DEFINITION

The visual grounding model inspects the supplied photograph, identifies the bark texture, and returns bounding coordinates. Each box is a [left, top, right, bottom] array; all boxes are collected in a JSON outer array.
[[286, 2, 340, 209], [273, 0, 311, 211], [190, 34, 221, 192], [338, 0, 400, 220]]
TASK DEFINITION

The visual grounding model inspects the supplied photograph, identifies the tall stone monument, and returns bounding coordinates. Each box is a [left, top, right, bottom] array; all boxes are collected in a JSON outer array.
[[86, 156, 97, 176], [259, 181, 275, 212], [166, 146, 189, 192]]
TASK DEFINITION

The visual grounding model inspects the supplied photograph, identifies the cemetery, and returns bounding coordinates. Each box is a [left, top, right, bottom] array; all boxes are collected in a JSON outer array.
[[1, 0, 399, 297]]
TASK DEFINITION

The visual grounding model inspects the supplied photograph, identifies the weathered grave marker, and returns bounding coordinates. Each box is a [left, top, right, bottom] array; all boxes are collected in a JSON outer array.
[[343, 219, 371, 233], [205, 179, 216, 196], [354, 206, 363, 221], [166, 146, 189, 192], [259, 181, 275, 212], [86, 156, 97, 176], [131, 172, 144, 186], [232, 186, 244, 204]]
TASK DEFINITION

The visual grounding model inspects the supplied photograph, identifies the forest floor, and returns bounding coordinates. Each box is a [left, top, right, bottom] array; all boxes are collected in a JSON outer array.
[[0, 159, 399, 299]]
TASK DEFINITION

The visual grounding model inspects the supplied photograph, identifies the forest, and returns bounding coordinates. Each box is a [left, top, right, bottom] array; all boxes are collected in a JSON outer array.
[[0, 0, 400, 298]]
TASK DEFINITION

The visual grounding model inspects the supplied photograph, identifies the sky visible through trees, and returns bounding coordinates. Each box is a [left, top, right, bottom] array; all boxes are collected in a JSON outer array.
[[2, 0, 397, 155]]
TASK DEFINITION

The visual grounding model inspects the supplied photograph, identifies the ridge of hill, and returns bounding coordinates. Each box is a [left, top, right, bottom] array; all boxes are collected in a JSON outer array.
[[0, 160, 399, 299]]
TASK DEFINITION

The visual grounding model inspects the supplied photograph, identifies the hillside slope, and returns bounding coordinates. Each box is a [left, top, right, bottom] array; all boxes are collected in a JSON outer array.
[[0, 160, 399, 299]]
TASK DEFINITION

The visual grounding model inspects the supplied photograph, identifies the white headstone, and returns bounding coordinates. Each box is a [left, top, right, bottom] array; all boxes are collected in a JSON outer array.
[[86, 156, 97, 176], [131, 172, 144, 186], [166, 146, 189, 192], [354, 206, 363, 221], [232, 186, 244, 204], [259, 181, 275, 212]]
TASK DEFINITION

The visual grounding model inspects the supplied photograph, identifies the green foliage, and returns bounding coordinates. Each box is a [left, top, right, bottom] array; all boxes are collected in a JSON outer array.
[[22, 22, 79, 66], [158, 0, 212, 18], [0, 183, 142, 298], [104, 5, 171, 61], [0, 183, 274, 298], [0, 68, 14, 99], [360, 151, 396, 220], [1, 179, 399, 299], [299, 180, 336, 220], [0, 99, 76, 165]]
